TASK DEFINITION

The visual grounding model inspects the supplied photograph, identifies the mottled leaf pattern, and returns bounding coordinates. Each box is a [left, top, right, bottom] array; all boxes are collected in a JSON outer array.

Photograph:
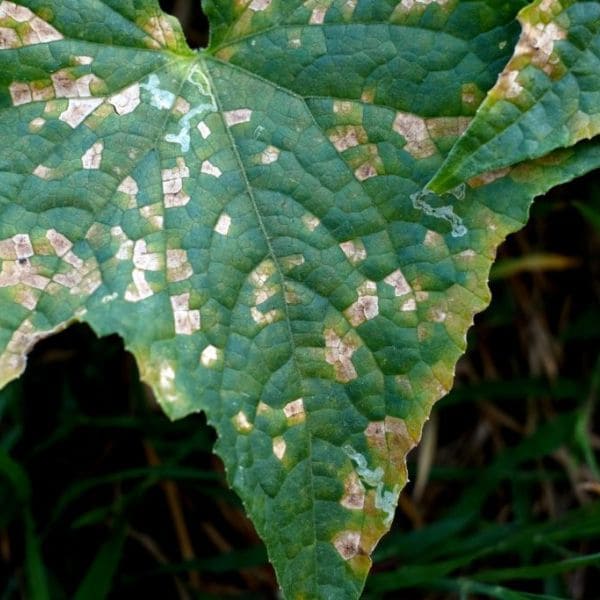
[[0, 1, 599, 599]]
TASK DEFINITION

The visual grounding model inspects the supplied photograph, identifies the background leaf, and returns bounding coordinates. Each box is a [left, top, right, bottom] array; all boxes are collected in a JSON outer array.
[[0, 1, 599, 598]]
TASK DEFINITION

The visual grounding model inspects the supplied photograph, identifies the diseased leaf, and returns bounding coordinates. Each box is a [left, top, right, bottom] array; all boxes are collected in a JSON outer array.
[[0, 1, 599, 598], [428, 0, 600, 193]]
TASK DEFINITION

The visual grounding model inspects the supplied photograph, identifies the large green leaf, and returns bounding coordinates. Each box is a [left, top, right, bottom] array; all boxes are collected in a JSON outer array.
[[428, 0, 600, 193], [0, 1, 599, 598]]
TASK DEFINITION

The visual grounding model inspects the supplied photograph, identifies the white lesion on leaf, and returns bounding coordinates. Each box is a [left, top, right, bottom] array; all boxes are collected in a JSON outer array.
[[272, 436, 286, 460], [283, 398, 305, 424], [424, 229, 444, 248], [401, 297, 416, 311], [173, 96, 190, 116], [494, 70, 524, 99], [340, 471, 365, 510], [124, 268, 153, 302], [73, 56, 93, 65], [0, 234, 48, 305], [250, 260, 282, 326], [51, 70, 102, 99], [158, 361, 178, 403], [139, 203, 164, 230], [344, 280, 379, 327], [392, 0, 449, 18], [109, 226, 133, 261], [81, 142, 104, 169], [260, 145, 280, 165], [0, 1, 63, 48], [133, 239, 161, 272], [332, 530, 361, 561], [214, 213, 231, 236], [353, 144, 383, 182], [166, 248, 193, 282], [33, 164, 55, 180], [123, 238, 166, 303], [201, 160, 222, 178], [280, 254, 304, 272], [233, 410, 253, 433], [488, 3, 567, 106], [339, 239, 367, 265], [162, 157, 190, 207], [59, 98, 103, 128], [328, 125, 367, 152], [399, 0, 448, 8], [324, 329, 359, 383], [140, 14, 179, 50], [9, 82, 33, 106], [393, 112, 437, 158], [108, 83, 141, 115], [197, 121, 211, 139], [249, 0, 272, 11], [0, 318, 69, 387], [384, 269, 411, 297], [309, 7, 327, 24], [170, 292, 200, 335], [200, 344, 220, 368], [29, 117, 46, 132], [224, 108, 253, 127], [0, 229, 101, 308], [256, 401, 271, 414], [302, 214, 320, 231], [515, 18, 566, 73], [354, 162, 378, 182], [117, 176, 139, 208]]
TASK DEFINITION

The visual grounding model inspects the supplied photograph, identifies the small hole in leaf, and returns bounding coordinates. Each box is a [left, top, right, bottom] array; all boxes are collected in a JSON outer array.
[[158, 0, 209, 49]]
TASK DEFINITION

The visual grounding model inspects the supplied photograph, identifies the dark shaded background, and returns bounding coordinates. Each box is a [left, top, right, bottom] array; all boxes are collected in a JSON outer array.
[[1, 2, 599, 598]]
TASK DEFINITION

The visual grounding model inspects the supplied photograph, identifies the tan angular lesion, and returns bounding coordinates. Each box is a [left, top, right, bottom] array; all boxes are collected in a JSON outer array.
[[283, 398, 305, 424], [0, 230, 102, 306], [328, 125, 368, 152], [59, 98, 103, 128], [488, 1, 568, 107], [249, 259, 282, 327], [0, 1, 63, 49], [384, 269, 411, 297], [332, 530, 361, 560], [324, 328, 359, 383], [81, 141, 104, 169], [344, 281, 379, 327], [393, 112, 437, 158], [140, 14, 181, 51], [108, 84, 141, 116], [162, 157, 190, 208], [170, 292, 200, 335], [166, 248, 193, 282], [340, 471, 365, 510], [339, 239, 366, 265]]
